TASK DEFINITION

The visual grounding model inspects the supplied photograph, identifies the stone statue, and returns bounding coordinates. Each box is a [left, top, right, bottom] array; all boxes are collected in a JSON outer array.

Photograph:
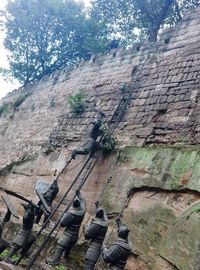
[[0, 209, 11, 254], [0, 195, 19, 255], [35, 180, 59, 224], [5, 202, 35, 264], [71, 112, 105, 160], [83, 201, 108, 270], [102, 218, 132, 270], [46, 190, 86, 265]]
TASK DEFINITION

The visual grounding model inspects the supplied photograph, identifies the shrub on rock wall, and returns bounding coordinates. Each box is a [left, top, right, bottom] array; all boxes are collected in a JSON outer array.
[[101, 137, 116, 154], [42, 141, 55, 155], [12, 93, 29, 111], [68, 92, 86, 114], [100, 125, 116, 154], [0, 103, 10, 117], [0, 93, 29, 119]]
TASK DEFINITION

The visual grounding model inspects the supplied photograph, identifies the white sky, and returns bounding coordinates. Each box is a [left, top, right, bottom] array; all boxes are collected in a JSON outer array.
[[0, 0, 21, 99], [0, 0, 91, 100]]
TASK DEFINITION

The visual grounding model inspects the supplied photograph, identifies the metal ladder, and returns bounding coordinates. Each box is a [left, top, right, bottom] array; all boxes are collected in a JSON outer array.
[[25, 154, 99, 269]]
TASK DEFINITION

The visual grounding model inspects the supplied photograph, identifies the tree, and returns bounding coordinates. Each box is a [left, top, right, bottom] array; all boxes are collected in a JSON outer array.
[[91, 0, 200, 44], [0, 0, 108, 84], [91, 0, 138, 46]]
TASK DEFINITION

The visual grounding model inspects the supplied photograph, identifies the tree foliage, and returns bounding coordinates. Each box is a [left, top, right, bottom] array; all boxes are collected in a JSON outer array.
[[0, 0, 108, 84], [91, 0, 200, 44], [1, 0, 200, 85]]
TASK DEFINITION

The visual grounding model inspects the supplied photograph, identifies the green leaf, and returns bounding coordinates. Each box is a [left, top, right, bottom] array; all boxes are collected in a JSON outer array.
[[1, 0, 108, 84]]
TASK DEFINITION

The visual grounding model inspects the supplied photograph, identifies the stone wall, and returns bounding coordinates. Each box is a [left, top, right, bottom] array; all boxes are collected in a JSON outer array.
[[0, 6, 200, 270], [1, 7, 199, 169]]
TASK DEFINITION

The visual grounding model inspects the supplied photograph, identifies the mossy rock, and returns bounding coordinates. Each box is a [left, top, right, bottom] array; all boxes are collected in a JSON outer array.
[[123, 205, 176, 268], [110, 145, 200, 196], [159, 202, 200, 270]]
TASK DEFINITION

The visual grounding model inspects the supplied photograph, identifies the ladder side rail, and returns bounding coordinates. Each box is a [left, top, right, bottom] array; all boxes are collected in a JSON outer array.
[[108, 90, 130, 124], [54, 158, 72, 181], [109, 56, 149, 130]]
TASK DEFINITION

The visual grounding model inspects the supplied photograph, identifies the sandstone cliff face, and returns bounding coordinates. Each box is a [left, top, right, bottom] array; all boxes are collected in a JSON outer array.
[[0, 6, 200, 270]]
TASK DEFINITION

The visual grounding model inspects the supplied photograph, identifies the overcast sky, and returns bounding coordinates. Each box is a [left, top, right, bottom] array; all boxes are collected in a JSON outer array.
[[0, 0, 91, 100], [0, 0, 21, 99]]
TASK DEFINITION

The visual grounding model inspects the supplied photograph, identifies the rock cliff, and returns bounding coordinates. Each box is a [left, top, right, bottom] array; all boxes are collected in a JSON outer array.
[[0, 6, 200, 270]]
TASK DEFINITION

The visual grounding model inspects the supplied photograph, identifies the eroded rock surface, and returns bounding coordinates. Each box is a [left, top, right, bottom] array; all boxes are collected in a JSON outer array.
[[100, 145, 200, 269], [0, 262, 24, 270]]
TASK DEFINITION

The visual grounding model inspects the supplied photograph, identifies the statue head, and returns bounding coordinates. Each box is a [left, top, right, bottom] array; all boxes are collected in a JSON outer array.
[[93, 112, 105, 128], [52, 180, 58, 189], [96, 207, 104, 218], [51, 180, 59, 196], [73, 198, 81, 208], [118, 225, 129, 239], [22, 203, 29, 211], [22, 202, 35, 213], [97, 112, 105, 123], [99, 111, 105, 119]]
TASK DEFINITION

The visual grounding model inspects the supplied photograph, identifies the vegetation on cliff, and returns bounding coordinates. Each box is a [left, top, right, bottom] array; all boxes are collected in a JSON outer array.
[[68, 91, 86, 114], [92, 0, 200, 44], [0, 0, 199, 84], [0, 0, 108, 84], [0, 92, 29, 118]]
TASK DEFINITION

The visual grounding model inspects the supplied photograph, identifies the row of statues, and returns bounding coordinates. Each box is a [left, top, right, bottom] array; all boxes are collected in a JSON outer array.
[[0, 190, 132, 270], [0, 111, 132, 269]]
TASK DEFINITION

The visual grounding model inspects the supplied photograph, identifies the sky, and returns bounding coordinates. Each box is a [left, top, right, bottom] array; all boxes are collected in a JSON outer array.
[[0, 0, 91, 100], [0, 0, 20, 99]]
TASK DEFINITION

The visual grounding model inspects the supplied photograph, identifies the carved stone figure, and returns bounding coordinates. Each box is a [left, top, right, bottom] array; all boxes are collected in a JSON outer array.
[[46, 190, 86, 265], [0, 195, 19, 255], [71, 112, 105, 159], [102, 218, 132, 270], [5, 202, 35, 264], [35, 180, 59, 224], [83, 202, 108, 270], [0, 209, 11, 254]]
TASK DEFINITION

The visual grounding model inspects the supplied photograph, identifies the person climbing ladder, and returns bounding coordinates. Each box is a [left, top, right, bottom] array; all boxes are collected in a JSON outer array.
[[71, 112, 105, 160]]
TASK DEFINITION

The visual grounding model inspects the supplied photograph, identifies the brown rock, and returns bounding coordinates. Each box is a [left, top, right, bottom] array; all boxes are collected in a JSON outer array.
[[0, 262, 24, 270]]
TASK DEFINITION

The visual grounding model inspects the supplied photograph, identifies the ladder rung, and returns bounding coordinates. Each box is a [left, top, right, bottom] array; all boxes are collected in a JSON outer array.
[[73, 183, 81, 188], [61, 202, 70, 206], [61, 199, 71, 205], [77, 177, 83, 181], [57, 209, 64, 212], [33, 243, 40, 248], [86, 164, 92, 169], [70, 188, 79, 194]]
